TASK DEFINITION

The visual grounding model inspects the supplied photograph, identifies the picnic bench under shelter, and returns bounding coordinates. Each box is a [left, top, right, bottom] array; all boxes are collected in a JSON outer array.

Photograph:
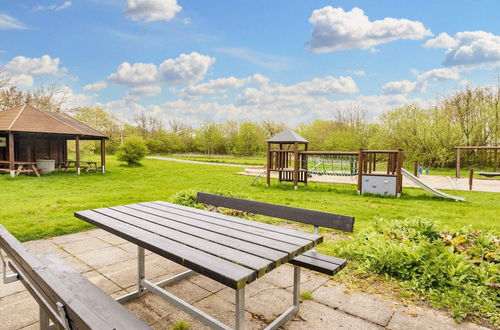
[[0, 104, 107, 177]]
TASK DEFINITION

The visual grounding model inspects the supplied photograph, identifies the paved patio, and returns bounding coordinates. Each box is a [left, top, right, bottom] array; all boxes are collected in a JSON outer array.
[[0, 229, 490, 330]]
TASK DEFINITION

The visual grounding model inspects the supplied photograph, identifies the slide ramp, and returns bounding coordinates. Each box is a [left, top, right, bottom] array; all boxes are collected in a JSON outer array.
[[402, 169, 466, 202]]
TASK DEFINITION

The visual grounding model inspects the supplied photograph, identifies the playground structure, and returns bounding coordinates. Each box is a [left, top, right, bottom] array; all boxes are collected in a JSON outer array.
[[455, 146, 500, 190], [265, 129, 404, 197]]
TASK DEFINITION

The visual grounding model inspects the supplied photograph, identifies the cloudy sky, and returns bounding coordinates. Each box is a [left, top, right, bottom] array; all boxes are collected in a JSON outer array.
[[1, 0, 499, 125]]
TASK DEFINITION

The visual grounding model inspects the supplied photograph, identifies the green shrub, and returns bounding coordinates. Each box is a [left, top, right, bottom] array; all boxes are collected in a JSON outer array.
[[116, 136, 148, 166], [170, 189, 249, 215], [300, 291, 313, 300], [330, 218, 499, 325], [172, 320, 189, 330]]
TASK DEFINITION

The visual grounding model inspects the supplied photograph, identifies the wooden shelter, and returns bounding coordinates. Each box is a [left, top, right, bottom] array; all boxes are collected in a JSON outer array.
[[0, 104, 107, 177]]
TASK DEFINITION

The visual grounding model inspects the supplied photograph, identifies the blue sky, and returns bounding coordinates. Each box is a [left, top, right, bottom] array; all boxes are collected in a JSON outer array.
[[1, 0, 499, 125]]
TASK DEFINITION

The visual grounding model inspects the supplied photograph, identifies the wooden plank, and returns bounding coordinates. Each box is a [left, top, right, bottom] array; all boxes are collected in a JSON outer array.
[[75, 210, 255, 289], [151, 201, 321, 241], [126, 204, 307, 257], [196, 193, 355, 232], [299, 250, 346, 266], [0, 225, 147, 329], [138, 202, 317, 248], [94, 208, 273, 274], [109, 205, 288, 263], [37, 254, 151, 329], [290, 255, 344, 276]]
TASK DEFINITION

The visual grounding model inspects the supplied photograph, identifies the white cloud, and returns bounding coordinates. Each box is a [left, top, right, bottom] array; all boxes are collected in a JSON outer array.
[[308, 6, 432, 53], [57, 86, 95, 109], [32, 1, 72, 12], [108, 52, 215, 88], [215, 47, 293, 71], [178, 74, 269, 98], [83, 80, 107, 91], [347, 70, 366, 76], [125, 0, 181, 22], [159, 52, 215, 84], [382, 68, 460, 95], [108, 62, 158, 86], [425, 31, 500, 69], [442, 31, 500, 68], [3, 55, 66, 75], [0, 14, 27, 30], [382, 80, 416, 95], [9, 74, 34, 88], [423, 32, 458, 49], [126, 85, 162, 99]]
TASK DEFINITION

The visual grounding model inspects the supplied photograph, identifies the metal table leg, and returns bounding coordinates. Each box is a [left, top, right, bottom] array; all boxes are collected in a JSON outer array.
[[264, 266, 301, 330]]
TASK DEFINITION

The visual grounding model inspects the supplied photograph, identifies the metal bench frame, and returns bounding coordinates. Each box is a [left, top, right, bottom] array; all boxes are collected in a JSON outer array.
[[1, 250, 72, 330], [115, 245, 301, 330]]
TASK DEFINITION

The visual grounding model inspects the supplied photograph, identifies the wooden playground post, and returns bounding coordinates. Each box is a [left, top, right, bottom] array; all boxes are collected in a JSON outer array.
[[266, 142, 271, 187], [396, 149, 403, 197], [293, 142, 299, 190], [278, 143, 282, 183], [414, 161, 418, 177], [357, 149, 364, 194], [303, 143, 308, 186], [456, 147, 461, 179], [469, 168, 474, 191]]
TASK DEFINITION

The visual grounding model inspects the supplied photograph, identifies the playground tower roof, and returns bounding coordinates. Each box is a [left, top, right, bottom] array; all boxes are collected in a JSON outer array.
[[267, 129, 308, 144]]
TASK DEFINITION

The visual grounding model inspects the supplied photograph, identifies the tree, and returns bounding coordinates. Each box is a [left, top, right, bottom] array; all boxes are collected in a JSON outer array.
[[116, 136, 148, 166], [234, 122, 266, 156], [195, 122, 224, 157], [72, 107, 123, 154], [0, 83, 68, 111]]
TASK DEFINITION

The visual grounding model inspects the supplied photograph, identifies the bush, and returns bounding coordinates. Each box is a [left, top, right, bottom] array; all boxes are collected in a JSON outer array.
[[116, 136, 148, 166], [330, 218, 499, 325], [170, 189, 250, 216]]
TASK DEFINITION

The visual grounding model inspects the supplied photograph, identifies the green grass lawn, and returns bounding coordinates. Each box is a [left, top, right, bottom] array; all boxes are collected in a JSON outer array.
[[167, 154, 266, 166], [0, 156, 498, 242]]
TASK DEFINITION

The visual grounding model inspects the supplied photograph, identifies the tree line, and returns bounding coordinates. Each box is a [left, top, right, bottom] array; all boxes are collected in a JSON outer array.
[[1, 74, 499, 167]]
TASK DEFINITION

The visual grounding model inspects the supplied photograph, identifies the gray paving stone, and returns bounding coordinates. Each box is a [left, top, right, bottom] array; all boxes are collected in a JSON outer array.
[[96, 233, 128, 246], [77, 245, 131, 269], [260, 264, 330, 293], [286, 299, 383, 330], [188, 274, 226, 293], [0, 274, 25, 299], [48, 231, 90, 245], [245, 287, 293, 323], [99, 258, 171, 289], [57, 236, 112, 255], [215, 278, 279, 304], [82, 270, 123, 294], [387, 305, 490, 330], [313, 283, 398, 326], [59, 255, 93, 273], [0, 291, 39, 330], [23, 239, 69, 258]]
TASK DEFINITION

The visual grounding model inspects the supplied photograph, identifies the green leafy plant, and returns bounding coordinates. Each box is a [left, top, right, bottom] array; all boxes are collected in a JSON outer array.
[[170, 189, 249, 216], [172, 320, 189, 330], [300, 291, 313, 300], [329, 218, 499, 325], [116, 136, 148, 166]]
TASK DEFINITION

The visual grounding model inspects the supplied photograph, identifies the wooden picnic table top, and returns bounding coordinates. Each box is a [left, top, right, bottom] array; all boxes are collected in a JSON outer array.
[[75, 201, 323, 290], [0, 160, 37, 165]]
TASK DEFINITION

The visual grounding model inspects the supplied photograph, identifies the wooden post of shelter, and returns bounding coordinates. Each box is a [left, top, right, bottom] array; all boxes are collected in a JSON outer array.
[[75, 136, 80, 175], [357, 149, 363, 194], [469, 168, 474, 191], [266, 142, 271, 187], [101, 138, 106, 174], [293, 142, 299, 190], [8, 132, 15, 178], [456, 147, 461, 179]]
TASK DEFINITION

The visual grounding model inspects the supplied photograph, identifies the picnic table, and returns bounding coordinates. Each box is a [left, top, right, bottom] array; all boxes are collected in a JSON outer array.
[[0, 160, 40, 177], [75, 201, 323, 330], [60, 160, 100, 172]]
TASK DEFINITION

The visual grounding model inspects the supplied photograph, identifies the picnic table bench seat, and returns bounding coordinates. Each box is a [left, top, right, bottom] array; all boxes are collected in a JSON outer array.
[[0, 225, 151, 330], [196, 192, 354, 277]]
